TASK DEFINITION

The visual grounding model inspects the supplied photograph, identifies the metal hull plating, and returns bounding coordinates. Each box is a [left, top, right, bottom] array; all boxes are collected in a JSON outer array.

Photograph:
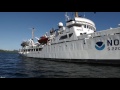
[[19, 31, 120, 64]]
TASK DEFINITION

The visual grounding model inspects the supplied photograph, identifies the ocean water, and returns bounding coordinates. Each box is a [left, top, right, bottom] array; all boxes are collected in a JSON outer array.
[[0, 52, 120, 78]]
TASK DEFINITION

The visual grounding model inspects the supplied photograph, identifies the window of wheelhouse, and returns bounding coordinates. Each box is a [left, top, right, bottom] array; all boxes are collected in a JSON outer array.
[[76, 24, 82, 27], [84, 25, 86, 28], [59, 35, 68, 40], [67, 24, 82, 28], [69, 33, 73, 38]]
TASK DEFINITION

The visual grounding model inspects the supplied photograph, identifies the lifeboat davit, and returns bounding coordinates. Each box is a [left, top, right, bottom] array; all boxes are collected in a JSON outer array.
[[38, 36, 49, 44]]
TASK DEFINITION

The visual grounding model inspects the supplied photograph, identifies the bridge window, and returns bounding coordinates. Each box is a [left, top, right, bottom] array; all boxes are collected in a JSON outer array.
[[69, 33, 73, 38], [67, 24, 82, 28], [84, 25, 86, 28], [59, 35, 68, 40]]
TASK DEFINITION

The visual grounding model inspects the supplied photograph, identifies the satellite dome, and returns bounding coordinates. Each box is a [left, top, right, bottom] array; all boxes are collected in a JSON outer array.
[[58, 22, 63, 27]]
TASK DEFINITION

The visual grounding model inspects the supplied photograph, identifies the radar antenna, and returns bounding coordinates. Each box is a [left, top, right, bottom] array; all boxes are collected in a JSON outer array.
[[65, 12, 70, 21]]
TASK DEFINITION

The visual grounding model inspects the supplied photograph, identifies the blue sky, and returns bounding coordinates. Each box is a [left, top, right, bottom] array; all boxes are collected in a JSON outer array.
[[0, 12, 120, 50]]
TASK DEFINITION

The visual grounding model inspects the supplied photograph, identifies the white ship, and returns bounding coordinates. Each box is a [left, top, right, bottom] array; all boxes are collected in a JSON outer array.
[[19, 12, 120, 65]]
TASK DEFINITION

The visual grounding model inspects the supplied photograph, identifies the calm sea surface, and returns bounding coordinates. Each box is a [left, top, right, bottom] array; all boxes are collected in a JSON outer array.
[[0, 52, 120, 78]]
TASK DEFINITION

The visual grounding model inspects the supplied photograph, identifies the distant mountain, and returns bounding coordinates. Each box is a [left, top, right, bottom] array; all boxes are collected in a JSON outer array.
[[0, 49, 18, 53]]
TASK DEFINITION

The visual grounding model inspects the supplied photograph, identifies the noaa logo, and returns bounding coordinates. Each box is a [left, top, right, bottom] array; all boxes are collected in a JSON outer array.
[[95, 41, 105, 50]]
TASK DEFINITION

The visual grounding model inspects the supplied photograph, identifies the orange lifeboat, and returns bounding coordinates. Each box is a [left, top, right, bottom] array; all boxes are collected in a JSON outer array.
[[38, 36, 49, 44]]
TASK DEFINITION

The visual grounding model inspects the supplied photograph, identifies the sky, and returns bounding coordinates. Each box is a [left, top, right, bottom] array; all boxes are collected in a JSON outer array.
[[0, 12, 120, 50]]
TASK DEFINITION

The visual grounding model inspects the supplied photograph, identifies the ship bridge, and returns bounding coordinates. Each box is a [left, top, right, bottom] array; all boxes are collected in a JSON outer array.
[[66, 13, 96, 36]]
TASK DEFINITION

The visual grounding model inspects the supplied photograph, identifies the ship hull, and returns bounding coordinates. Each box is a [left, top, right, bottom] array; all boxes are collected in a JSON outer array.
[[19, 55, 120, 65], [19, 33, 120, 65]]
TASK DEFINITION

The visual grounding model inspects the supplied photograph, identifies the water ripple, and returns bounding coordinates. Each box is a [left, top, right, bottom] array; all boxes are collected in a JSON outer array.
[[0, 52, 120, 78]]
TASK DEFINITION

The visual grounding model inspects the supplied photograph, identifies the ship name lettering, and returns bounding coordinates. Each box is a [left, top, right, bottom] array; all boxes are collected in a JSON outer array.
[[107, 39, 119, 46]]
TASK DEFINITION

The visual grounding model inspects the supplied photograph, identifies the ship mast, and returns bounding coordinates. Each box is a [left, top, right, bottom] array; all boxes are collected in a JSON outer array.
[[75, 12, 79, 17], [32, 28, 35, 41]]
